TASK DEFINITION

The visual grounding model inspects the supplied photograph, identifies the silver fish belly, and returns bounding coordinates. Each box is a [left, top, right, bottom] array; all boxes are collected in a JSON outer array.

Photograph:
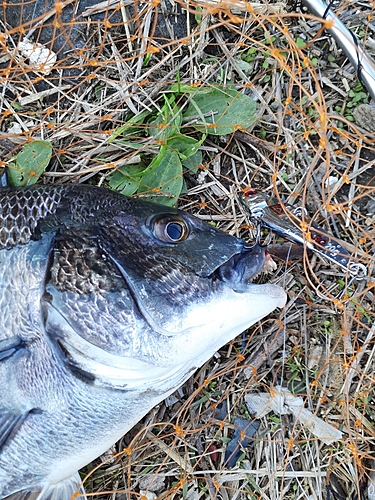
[[0, 184, 286, 500]]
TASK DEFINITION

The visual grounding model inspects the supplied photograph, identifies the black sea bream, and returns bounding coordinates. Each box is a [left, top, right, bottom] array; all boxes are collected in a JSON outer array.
[[0, 185, 286, 499]]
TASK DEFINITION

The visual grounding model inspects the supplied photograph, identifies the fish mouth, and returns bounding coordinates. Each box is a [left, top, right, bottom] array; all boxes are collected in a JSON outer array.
[[215, 244, 276, 292]]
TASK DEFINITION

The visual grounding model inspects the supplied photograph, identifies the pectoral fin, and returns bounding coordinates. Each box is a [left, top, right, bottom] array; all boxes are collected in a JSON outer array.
[[0, 411, 29, 450], [4, 473, 87, 500], [0, 337, 34, 451], [0, 336, 26, 362], [0, 407, 42, 451]]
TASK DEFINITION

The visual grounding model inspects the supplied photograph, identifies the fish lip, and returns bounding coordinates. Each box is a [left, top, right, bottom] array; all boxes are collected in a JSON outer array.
[[216, 244, 269, 291]]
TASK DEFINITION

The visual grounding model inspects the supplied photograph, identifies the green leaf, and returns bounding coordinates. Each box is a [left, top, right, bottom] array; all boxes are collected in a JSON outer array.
[[195, 5, 203, 24], [108, 164, 142, 196], [182, 149, 202, 174], [8, 140, 52, 186], [109, 110, 151, 141], [264, 35, 276, 45], [235, 58, 253, 73], [148, 95, 182, 140], [353, 92, 367, 102], [167, 134, 205, 159], [169, 83, 213, 95], [167, 134, 205, 174], [148, 112, 168, 141], [184, 87, 257, 135], [296, 37, 306, 48], [138, 149, 183, 206]]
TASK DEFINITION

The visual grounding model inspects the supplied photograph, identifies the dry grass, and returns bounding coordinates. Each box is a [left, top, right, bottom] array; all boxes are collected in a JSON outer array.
[[1, 0, 375, 498]]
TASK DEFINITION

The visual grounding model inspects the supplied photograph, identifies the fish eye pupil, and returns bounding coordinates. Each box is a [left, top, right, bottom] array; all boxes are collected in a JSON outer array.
[[166, 222, 184, 241], [151, 215, 188, 242]]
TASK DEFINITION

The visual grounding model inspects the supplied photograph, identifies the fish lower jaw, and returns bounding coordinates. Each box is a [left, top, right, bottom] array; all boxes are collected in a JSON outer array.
[[158, 283, 287, 369], [244, 283, 287, 308]]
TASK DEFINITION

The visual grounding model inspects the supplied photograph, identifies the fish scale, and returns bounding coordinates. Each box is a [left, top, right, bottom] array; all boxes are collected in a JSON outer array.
[[0, 184, 286, 499], [0, 188, 63, 248]]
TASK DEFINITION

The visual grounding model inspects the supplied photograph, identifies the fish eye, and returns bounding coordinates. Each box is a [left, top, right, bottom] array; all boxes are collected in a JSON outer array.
[[165, 222, 184, 241], [151, 216, 189, 243]]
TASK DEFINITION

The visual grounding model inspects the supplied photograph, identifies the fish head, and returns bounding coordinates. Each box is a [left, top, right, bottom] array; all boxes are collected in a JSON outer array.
[[44, 192, 286, 393]]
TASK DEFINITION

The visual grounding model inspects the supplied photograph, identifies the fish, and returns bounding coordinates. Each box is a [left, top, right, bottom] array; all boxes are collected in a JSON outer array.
[[0, 184, 286, 500]]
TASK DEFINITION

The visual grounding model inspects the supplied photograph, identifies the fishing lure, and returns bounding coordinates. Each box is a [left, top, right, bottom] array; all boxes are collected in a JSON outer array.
[[241, 189, 367, 279]]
